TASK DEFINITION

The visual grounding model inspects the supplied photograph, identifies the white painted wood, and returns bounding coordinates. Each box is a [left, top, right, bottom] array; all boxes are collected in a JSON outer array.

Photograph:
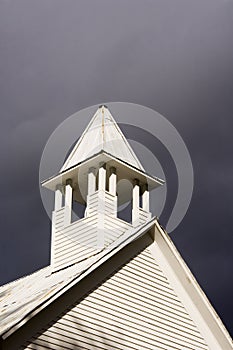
[[149, 221, 233, 350], [132, 179, 140, 226], [54, 185, 63, 211], [97, 190, 105, 248], [51, 186, 134, 271], [104, 216, 131, 246], [52, 215, 98, 271], [51, 208, 66, 271], [64, 179, 73, 227], [142, 183, 149, 212], [98, 164, 106, 191], [109, 167, 116, 196], [87, 167, 96, 195], [24, 247, 209, 350], [21, 106, 231, 350], [60, 105, 145, 172], [45, 108, 154, 274], [50, 211, 56, 268], [138, 207, 152, 225]]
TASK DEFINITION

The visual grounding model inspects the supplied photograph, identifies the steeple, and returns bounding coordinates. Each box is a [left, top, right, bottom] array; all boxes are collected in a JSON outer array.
[[42, 106, 164, 272], [61, 105, 144, 172]]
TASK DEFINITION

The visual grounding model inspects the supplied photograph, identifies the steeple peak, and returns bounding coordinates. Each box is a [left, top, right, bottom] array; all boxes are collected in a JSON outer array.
[[61, 106, 144, 172]]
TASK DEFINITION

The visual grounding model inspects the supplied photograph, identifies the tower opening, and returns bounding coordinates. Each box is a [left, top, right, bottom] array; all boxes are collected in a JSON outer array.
[[117, 200, 132, 224], [71, 200, 86, 222]]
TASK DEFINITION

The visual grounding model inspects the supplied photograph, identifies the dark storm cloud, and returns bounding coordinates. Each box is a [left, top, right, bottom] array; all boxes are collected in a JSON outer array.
[[0, 0, 233, 336]]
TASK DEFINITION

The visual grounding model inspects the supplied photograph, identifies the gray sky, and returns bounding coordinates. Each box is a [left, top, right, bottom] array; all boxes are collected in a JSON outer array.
[[0, 0, 233, 336]]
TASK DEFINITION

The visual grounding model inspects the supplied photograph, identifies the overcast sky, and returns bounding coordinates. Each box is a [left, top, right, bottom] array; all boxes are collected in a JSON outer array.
[[0, 0, 233, 337]]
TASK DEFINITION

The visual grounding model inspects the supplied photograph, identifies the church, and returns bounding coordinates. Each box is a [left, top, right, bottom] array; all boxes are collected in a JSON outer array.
[[0, 106, 232, 349]]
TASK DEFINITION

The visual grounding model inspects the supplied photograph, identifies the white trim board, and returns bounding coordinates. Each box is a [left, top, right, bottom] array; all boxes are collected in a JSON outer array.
[[149, 221, 233, 350]]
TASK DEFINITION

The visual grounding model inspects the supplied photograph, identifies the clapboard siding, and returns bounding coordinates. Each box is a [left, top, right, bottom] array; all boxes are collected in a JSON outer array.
[[104, 216, 131, 229], [53, 208, 65, 230], [54, 247, 97, 272], [51, 187, 152, 271], [53, 214, 98, 271], [139, 207, 151, 225], [87, 191, 117, 217], [51, 192, 133, 271], [24, 247, 208, 350], [104, 216, 132, 246]]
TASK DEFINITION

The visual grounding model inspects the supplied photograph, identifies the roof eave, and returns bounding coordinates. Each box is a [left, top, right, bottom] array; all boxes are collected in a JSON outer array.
[[42, 151, 165, 193]]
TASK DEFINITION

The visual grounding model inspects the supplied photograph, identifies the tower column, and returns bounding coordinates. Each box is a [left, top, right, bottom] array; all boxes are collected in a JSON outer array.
[[142, 183, 149, 212], [97, 164, 106, 248], [54, 184, 63, 211], [98, 163, 106, 191], [88, 167, 96, 195], [132, 179, 140, 226], [64, 178, 73, 226], [109, 167, 117, 196]]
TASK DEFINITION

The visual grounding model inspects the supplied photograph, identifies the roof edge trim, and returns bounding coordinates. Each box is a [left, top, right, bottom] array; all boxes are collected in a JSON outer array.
[[150, 221, 233, 349]]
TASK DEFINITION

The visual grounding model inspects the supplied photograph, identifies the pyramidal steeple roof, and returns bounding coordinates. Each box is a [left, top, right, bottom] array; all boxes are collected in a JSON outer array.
[[61, 105, 144, 172]]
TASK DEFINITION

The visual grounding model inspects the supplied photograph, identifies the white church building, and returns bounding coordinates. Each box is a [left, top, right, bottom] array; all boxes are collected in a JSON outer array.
[[0, 106, 232, 349]]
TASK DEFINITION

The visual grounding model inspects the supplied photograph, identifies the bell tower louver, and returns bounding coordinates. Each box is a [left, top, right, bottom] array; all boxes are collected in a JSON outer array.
[[42, 106, 164, 272]]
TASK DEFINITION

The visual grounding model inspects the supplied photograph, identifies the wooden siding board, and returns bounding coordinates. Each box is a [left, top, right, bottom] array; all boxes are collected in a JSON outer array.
[[54, 315, 168, 349], [54, 248, 97, 271], [115, 268, 185, 301], [24, 245, 208, 350], [58, 218, 98, 235], [85, 299, 208, 349], [69, 296, 203, 341], [93, 286, 201, 330], [89, 287, 197, 332], [54, 234, 97, 251], [28, 336, 78, 350], [67, 302, 208, 348], [53, 212, 100, 271], [52, 186, 134, 271], [34, 330, 129, 350], [131, 257, 168, 277], [96, 280, 189, 315], [54, 242, 97, 261], [54, 236, 97, 256], [25, 343, 56, 350], [74, 296, 199, 335], [79, 296, 204, 348], [43, 323, 159, 350], [59, 312, 183, 350], [54, 226, 98, 245], [122, 262, 176, 287], [69, 306, 201, 350]]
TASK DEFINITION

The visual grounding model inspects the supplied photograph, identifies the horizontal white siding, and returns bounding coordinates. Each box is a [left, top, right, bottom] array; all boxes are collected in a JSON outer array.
[[87, 191, 117, 217], [52, 191, 133, 271], [104, 216, 132, 246], [24, 247, 209, 350], [53, 214, 98, 271], [53, 207, 65, 231], [138, 207, 151, 225], [104, 192, 117, 216]]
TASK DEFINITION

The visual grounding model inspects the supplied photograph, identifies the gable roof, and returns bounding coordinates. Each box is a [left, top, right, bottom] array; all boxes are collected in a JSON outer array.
[[61, 105, 144, 172], [0, 219, 232, 349], [0, 218, 155, 339]]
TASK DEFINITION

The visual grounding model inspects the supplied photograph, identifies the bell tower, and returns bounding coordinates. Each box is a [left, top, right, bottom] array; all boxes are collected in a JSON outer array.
[[42, 106, 164, 272]]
